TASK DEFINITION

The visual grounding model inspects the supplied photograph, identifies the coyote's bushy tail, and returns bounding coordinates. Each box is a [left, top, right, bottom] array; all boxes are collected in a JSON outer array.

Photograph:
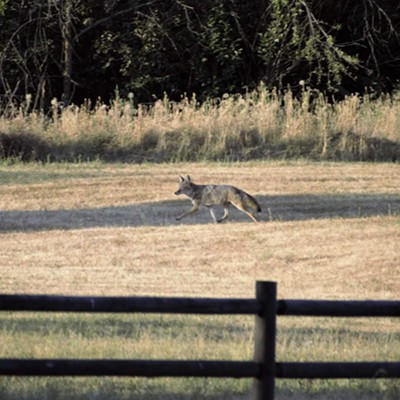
[[245, 192, 262, 212]]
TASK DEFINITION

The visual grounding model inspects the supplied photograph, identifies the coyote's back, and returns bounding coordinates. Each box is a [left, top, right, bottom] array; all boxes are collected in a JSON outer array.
[[175, 175, 261, 223]]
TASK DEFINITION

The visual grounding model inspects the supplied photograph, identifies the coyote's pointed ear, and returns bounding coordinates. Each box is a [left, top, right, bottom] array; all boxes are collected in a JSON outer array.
[[179, 175, 184, 182], [186, 175, 192, 183]]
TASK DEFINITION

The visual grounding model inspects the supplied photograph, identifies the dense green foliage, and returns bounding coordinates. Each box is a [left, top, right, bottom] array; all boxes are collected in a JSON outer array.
[[1, 1, 400, 108]]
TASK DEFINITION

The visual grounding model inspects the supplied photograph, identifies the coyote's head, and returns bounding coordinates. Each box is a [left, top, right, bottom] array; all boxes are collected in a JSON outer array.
[[175, 175, 194, 196]]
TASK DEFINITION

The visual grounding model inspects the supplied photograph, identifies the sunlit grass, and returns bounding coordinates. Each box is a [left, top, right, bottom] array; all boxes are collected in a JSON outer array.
[[0, 161, 399, 399], [1, 86, 399, 162]]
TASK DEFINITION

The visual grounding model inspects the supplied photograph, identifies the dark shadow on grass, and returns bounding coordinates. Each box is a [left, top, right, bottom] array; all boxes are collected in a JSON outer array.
[[0, 194, 399, 232]]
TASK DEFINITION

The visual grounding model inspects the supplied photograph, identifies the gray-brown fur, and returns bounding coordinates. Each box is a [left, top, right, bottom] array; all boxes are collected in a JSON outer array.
[[175, 175, 261, 223]]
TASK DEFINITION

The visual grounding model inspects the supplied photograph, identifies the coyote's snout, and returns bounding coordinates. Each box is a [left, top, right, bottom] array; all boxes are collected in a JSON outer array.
[[175, 175, 261, 223]]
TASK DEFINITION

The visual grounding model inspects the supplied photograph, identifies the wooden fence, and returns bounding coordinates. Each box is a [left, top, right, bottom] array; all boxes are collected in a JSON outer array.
[[0, 281, 399, 399]]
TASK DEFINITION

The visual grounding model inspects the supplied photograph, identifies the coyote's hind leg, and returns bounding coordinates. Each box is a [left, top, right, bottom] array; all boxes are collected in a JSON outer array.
[[232, 202, 258, 222]]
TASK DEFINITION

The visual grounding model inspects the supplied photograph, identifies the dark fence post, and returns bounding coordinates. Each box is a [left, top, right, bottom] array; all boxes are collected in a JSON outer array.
[[254, 281, 277, 400]]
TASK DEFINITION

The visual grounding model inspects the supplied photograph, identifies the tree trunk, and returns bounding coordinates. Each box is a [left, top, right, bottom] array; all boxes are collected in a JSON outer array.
[[61, 0, 73, 106]]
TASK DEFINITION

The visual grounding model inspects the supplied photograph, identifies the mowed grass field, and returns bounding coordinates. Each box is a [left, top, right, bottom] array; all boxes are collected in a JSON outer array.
[[0, 161, 399, 399]]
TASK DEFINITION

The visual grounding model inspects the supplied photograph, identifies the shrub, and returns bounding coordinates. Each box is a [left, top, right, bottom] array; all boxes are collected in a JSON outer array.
[[0, 88, 399, 163]]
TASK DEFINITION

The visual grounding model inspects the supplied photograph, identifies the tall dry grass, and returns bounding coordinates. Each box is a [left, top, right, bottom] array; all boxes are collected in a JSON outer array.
[[1, 87, 400, 162]]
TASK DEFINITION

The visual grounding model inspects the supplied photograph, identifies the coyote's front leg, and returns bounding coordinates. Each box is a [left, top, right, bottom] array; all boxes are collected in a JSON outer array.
[[176, 201, 200, 221]]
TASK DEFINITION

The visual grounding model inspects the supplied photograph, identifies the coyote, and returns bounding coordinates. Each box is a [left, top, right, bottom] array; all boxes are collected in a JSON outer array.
[[174, 175, 261, 223]]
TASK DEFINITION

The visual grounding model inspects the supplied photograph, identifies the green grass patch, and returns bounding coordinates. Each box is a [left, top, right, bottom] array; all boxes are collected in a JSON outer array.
[[0, 313, 398, 399]]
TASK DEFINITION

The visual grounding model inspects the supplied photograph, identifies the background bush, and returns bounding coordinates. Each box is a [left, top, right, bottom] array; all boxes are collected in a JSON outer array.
[[1, 88, 399, 163]]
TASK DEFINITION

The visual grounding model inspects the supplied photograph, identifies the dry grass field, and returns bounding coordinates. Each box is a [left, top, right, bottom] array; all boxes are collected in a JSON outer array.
[[0, 160, 399, 399]]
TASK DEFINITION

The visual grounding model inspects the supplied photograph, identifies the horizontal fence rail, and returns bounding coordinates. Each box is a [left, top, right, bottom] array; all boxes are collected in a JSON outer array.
[[0, 359, 260, 378], [1, 295, 399, 317], [1, 281, 399, 400], [276, 362, 400, 379], [278, 299, 400, 317], [0, 294, 260, 314], [1, 359, 399, 380]]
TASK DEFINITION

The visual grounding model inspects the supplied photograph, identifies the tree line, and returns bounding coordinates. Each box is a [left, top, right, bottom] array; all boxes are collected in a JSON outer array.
[[1, 0, 400, 110]]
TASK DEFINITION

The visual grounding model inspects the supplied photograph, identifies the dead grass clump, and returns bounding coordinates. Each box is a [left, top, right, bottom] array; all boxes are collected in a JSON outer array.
[[0, 131, 51, 162], [1, 87, 400, 162], [325, 131, 400, 162]]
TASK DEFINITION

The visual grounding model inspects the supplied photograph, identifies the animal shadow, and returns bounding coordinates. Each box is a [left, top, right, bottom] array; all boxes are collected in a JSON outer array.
[[0, 193, 398, 232]]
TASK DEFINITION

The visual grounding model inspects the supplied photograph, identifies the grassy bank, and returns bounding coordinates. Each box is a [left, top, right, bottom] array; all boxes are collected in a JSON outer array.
[[0, 161, 399, 399], [1, 87, 400, 163]]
